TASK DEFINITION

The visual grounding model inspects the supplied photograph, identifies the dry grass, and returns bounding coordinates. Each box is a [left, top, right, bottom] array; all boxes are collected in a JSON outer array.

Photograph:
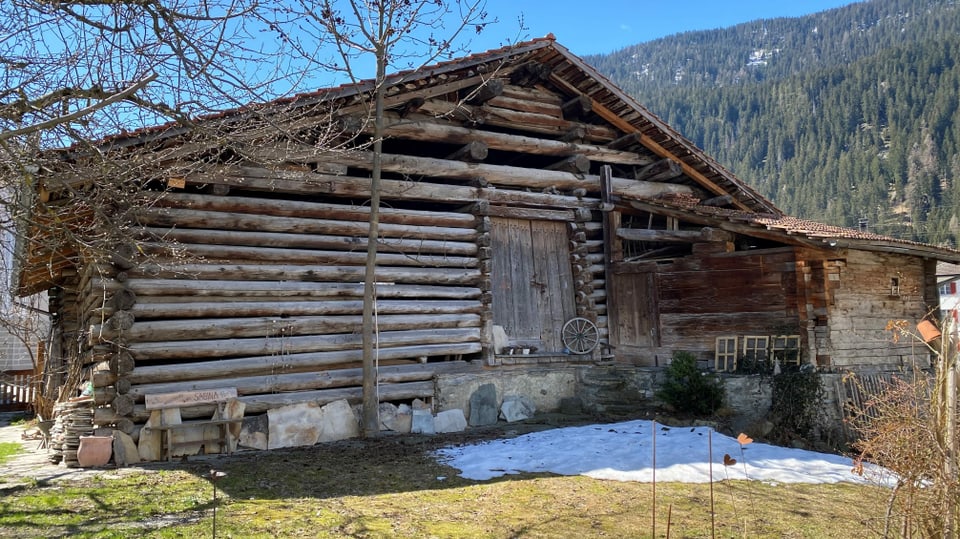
[[0, 422, 891, 538]]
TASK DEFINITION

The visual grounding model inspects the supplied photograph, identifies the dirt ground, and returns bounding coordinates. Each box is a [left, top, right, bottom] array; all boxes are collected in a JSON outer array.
[[0, 410, 603, 490]]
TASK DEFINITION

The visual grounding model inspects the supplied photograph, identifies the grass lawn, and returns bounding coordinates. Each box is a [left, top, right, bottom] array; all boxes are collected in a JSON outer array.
[[0, 441, 22, 465], [0, 427, 892, 538]]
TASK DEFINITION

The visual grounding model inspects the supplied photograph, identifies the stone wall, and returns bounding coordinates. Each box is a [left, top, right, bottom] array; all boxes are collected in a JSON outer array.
[[436, 364, 851, 444], [435, 367, 579, 417]]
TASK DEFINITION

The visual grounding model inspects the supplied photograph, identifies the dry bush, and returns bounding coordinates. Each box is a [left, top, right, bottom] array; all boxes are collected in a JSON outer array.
[[847, 319, 959, 538]]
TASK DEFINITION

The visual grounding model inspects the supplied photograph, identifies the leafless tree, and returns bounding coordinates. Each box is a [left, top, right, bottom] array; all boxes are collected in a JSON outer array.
[[1, 0, 498, 424], [296, 0, 493, 436], [0, 0, 340, 415]]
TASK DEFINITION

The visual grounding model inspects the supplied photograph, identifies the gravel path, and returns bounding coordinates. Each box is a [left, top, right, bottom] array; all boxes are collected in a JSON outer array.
[[0, 412, 145, 488]]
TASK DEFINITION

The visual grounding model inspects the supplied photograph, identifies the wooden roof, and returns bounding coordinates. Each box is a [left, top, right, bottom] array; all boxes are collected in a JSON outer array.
[[20, 36, 960, 296], [629, 193, 960, 263], [93, 36, 780, 215]]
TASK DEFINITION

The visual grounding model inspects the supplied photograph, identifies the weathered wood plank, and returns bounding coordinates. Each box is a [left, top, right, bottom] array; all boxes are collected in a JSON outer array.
[[138, 227, 478, 256], [145, 388, 238, 410], [126, 299, 481, 320], [127, 342, 482, 384], [128, 327, 481, 361], [91, 312, 480, 343], [380, 116, 652, 165], [617, 227, 734, 243], [156, 192, 478, 228], [129, 361, 473, 402], [92, 278, 480, 300], [136, 207, 479, 242], [138, 242, 478, 269], [128, 264, 481, 285]]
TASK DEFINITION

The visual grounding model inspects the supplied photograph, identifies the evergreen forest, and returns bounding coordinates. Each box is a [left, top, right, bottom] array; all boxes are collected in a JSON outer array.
[[586, 0, 960, 246]]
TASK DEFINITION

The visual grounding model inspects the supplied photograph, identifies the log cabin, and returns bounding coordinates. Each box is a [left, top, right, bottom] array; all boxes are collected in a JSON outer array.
[[14, 36, 960, 457]]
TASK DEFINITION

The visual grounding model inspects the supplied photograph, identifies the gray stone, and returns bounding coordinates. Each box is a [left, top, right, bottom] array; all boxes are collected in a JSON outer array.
[[317, 399, 360, 443], [411, 408, 435, 434], [381, 403, 412, 433], [112, 430, 140, 467], [500, 395, 536, 422], [468, 383, 499, 426], [239, 414, 269, 450], [411, 398, 430, 410], [268, 402, 323, 449], [434, 409, 467, 433]]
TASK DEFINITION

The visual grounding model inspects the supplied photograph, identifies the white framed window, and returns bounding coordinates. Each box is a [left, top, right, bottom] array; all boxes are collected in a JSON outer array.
[[890, 277, 901, 297], [771, 335, 802, 367], [715, 336, 737, 372]]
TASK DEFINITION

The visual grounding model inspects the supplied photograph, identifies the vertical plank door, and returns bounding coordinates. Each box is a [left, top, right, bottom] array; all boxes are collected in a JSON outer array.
[[490, 218, 575, 352]]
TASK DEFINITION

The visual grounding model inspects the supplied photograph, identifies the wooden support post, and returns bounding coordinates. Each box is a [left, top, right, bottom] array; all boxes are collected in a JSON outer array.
[[600, 165, 621, 352]]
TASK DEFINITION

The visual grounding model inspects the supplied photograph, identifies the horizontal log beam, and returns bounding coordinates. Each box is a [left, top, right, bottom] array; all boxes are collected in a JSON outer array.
[[128, 361, 475, 401], [251, 147, 599, 191], [380, 116, 651, 165], [129, 327, 481, 361], [156, 192, 477, 228], [127, 299, 482, 321], [138, 242, 478, 269], [184, 168, 597, 209], [127, 342, 482, 384], [616, 227, 734, 243], [91, 312, 480, 343], [128, 263, 481, 285], [92, 278, 480, 300], [138, 227, 478, 256], [136, 207, 478, 242], [417, 99, 618, 141]]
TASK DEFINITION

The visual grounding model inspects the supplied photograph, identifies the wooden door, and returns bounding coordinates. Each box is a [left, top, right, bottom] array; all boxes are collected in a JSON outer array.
[[490, 218, 575, 352], [610, 269, 660, 357]]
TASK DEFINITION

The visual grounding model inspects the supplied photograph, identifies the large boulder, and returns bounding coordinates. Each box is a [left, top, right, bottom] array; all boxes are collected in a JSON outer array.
[[469, 383, 499, 427]]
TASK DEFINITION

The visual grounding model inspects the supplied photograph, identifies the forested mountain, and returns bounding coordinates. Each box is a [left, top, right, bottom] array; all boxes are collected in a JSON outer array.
[[586, 0, 960, 246]]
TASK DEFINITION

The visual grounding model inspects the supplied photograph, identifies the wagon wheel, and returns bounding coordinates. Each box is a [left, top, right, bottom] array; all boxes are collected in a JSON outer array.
[[561, 317, 599, 355]]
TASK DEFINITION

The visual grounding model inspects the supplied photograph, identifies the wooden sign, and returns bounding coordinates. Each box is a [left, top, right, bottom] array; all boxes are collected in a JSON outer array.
[[144, 387, 238, 410]]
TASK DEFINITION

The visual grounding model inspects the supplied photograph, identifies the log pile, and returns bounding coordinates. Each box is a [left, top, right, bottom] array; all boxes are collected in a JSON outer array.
[[48, 397, 95, 467]]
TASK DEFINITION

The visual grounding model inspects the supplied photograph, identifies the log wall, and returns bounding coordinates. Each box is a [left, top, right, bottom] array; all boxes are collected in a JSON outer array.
[[613, 247, 800, 365], [71, 77, 699, 432], [820, 249, 931, 368]]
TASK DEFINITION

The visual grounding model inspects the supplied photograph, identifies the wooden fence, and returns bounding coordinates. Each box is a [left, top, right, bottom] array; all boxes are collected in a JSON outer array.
[[0, 369, 37, 412]]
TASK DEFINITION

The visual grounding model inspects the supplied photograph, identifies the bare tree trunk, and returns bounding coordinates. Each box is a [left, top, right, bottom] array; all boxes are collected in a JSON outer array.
[[361, 27, 389, 438]]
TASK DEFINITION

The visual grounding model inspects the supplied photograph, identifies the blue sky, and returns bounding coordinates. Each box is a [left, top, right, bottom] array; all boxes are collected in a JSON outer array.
[[472, 0, 861, 56]]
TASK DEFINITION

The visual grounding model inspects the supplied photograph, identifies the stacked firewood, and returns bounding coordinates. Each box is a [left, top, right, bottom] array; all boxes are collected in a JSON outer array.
[[48, 397, 95, 467]]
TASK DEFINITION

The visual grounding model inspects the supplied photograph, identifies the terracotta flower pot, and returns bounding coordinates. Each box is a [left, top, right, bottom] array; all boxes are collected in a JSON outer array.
[[917, 320, 942, 344], [77, 435, 113, 467]]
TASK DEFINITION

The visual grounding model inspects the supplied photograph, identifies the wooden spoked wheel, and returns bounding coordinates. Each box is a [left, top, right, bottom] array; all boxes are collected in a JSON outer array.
[[561, 317, 599, 354]]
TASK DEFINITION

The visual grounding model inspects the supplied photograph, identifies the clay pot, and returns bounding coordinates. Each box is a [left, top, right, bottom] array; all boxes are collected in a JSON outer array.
[[917, 320, 942, 344], [77, 435, 113, 467]]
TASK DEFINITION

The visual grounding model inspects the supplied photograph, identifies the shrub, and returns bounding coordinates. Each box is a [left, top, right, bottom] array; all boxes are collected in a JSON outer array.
[[769, 369, 824, 442], [656, 351, 725, 415]]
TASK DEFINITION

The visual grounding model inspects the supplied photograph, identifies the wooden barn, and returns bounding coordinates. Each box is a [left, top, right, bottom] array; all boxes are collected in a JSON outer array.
[[15, 37, 960, 459]]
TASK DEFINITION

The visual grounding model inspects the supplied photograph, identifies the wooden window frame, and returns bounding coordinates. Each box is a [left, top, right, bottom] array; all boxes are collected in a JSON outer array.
[[741, 335, 770, 370], [715, 336, 738, 372], [771, 335, 802, 367]]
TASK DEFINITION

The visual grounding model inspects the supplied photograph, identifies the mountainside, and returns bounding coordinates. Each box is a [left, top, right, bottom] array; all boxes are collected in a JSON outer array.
[[586, 0, 960, 246]]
